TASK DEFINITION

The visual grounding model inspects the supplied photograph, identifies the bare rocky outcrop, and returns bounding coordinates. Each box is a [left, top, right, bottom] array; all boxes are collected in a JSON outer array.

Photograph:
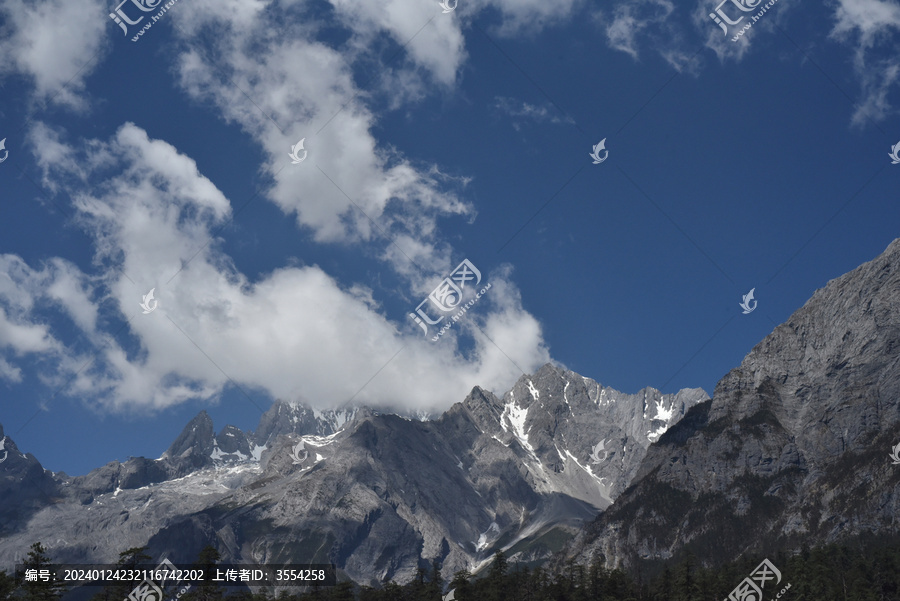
[[560, 238, 900, 571]]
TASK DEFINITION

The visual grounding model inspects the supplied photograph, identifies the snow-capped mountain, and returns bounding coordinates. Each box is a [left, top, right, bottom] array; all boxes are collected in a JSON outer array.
[[0, 366, 706, 585]]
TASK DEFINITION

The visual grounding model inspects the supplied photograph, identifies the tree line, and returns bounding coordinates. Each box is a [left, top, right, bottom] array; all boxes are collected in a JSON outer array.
[[3, 538, 900, 601]]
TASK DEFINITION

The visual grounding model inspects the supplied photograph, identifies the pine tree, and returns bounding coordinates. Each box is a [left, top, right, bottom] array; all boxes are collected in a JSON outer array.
[[488, 551, 508, 601], [426, 560, 442, 601], [448, 570, 471, 601], [653, 566, 671, 601], [328, 581, 355, 601], [18, 543, 67, 601], [674, 552, 700, 601], [225, 591, 254, 601], [513, 565, 531, 601], [382, 581, 403, 601], [357, 585, 379, 601], [253, 585, 271, 601], [0, 570, 16, 601], [586, 559, 606, 601], [91, 547, 153, 601], [529, 567, 550, 601], [180, 546, 223, 601]]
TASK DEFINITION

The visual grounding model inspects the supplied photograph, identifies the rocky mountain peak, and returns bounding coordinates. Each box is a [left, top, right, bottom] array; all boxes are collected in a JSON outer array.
[[214, 425, 253, 459], [163, 410, 215, 463], [251, 400, 369, 448], [561, 237, 900, 572]]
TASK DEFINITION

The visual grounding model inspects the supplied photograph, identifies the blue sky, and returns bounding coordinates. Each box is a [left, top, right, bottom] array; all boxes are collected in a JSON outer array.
[[0, 0, 898, 477]]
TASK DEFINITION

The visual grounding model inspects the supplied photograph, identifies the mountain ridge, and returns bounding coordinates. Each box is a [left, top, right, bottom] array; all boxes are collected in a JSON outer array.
[[558, 237, 900, 572], [0, 365, 706, 585]]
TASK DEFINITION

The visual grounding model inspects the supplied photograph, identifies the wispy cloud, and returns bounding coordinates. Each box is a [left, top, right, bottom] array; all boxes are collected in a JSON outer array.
[[829, 0, 900, 126], [598, 0, 702, 72], [0, 253, 91, 385], [494, 96, 576, 129]]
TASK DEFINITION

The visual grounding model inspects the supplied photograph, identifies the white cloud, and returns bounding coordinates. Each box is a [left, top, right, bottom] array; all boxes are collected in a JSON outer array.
[[1, 0, 568, 412], [606, 7, 646, 59], [0, 0, 107, 110], [14, 122, 550, 414], [0, 306, 56, 354], [27, 122, 93, 192], [43, 258, 98, 334], [494, 96, 576, 129], [327, 0, 467, 87], [831, 0, 900, 42], [165, 0, 593, 271], [170, 14, 472, 270], [848, 62, 900, 125], [0, 357, 23, 383], [477, 0, 584, 36], [829, 0, 900, 126], [0, 254, 90, 383], [598, 0, 702, 72]]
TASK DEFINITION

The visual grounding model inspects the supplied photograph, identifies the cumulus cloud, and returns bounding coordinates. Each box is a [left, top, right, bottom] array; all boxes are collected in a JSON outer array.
[[9, 122, 550, 414], [0, 0, 578, 414], [327, 0, 466, 87], [169, 2, 473, 278], [0, 0, 107, 110]]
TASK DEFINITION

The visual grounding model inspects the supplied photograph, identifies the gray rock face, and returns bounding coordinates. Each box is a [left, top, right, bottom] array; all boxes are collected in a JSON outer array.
[[0, 367, 705, 584], [0, 426, 61, 536], [216, 425, 252, 457], [163, 411, 216, 474], [252, 403, 366, 448], [561, 238, 900, 571]]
